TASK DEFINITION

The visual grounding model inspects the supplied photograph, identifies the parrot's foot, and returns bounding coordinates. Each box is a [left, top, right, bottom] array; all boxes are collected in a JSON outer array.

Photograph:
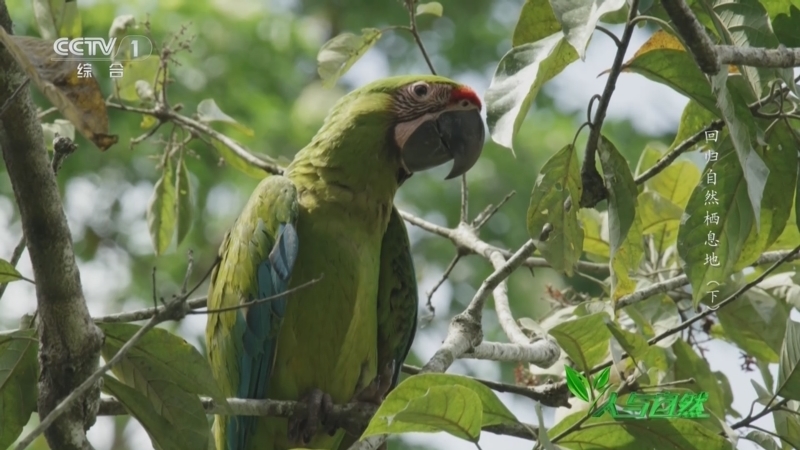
[[355, 361, 395, 405], [288, 389, 336, 445]]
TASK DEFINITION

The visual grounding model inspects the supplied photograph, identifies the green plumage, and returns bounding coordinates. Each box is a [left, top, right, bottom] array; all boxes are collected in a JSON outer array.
[[206, 75, 468, 450]]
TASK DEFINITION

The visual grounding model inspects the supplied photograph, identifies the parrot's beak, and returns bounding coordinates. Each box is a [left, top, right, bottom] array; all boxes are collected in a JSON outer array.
[[400, 109, 485, 179]]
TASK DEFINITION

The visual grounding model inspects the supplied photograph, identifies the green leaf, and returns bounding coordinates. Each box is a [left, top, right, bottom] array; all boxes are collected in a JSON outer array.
[[777, 318, 800, 401], [636, 144, 701, 209], [549, 0, 626, 59], [622, 30, 718, 114], [32, 0, 80, 40], [534, 402, 558, 450], [0, 329, 38, 449], [671, 100, 719, 150], [638, 191, 683, 235], [363, 383, 485, 442], [114, 57, 161, 103], [707, 0, 795, 99], [774, 403, 800, 448], [103, 375, 209, 450], [97, 323, 228, 407], [717, 287, 789, 363], [734, 121, 799, 270], [550, 412, 731, 450], [578, 209, 610, 260], [598, 136, 641, 300], [485, 34, 578, 150], [416, 2, 443, 17], [710, 69, 769, 231], [525, 144, 584, 275], [147, 158, 176, 256], [625, 294, 681, 347], [316, 28, 382, 88], [671, 339, 727, 418], [677, 141, 754, 306], [361, 373, 517, 439], [196, 99, 254, 137], [512, 0, 562, 46], [743, 430, 780, 450], [211, 138, 269, 179], [750, 379, 773, 405], [0, 258, 24, 284], [592, 366, 611, 391], [564, 365, 590, 402], [773, 6, 800, 49], [175, 156, 192, 246], [549, 312, 611, 371]]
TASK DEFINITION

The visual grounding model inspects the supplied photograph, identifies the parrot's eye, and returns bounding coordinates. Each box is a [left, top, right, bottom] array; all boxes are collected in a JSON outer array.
[[411, 83, 429, 97]]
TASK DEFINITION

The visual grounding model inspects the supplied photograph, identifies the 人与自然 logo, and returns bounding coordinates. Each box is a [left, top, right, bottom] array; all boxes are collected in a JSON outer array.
[[565, 366, 710, 420]]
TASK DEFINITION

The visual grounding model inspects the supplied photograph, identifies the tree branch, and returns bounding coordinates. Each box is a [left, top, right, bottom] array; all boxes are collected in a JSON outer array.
[[579, 0, 640, 208], [0, 4, 104, 449], [660, 0, 800, 72]]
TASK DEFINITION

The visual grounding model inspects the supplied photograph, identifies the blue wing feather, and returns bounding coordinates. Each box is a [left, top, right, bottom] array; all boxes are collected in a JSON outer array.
[[227, 222, 298, 450]]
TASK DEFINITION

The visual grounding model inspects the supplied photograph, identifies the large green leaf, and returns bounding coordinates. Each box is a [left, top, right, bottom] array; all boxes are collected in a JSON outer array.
[[550, 412, 731, 450], [624, 294, 681, 347], [97, 323, 227, 406], [598, 136, 641, 300], [316, 28, 382, 87], [671, 339, 728, 418], [734, 121, 798, 270], [486, 34, 578, 150], [708, 0, 795, 99], [513, 0, 562, 45], [622, 31, 718, 114], [710, 69, 769, 230], [32, 0, 81, 40], [578, 209, 610, 260], [0, 329, 38, 449], [147, 158, 176, 256], [777, 319, 800, 401], [743, 430, 780, 450], [606, 321, 667, 373], [525, 144, 584, 275], [103, 375, 209, 450], [671, 100, 719, 150], [677, 141, 754, 306], [636, 144, 701, 210], [774, 402, 800, 448], [361, 373, 517, 437], [549, 312, 611, 372], [772, 5, 800, 48], [717, 287, 789, 363], [638, 191, 683, 235], [362, 374, 518, 441], [548, 0, 627, 59]]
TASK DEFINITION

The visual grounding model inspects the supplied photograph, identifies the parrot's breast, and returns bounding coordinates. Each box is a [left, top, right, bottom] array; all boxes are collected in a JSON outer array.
[[258, 190, 393, 449]]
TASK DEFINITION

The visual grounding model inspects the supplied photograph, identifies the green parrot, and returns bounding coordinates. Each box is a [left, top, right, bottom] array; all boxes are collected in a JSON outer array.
[[205, 75, 484, 450]]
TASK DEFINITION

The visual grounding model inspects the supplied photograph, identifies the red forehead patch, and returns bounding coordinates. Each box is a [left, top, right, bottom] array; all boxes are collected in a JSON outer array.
[[450, 86, 482, 110]]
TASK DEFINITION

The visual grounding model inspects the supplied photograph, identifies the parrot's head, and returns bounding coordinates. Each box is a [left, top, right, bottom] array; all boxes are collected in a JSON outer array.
[[383, 75, 485, 180], [334, 75, 485, 181]]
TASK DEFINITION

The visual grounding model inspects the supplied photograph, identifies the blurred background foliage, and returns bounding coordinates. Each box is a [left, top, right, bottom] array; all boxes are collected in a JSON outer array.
[[2, 0, 667, 448]]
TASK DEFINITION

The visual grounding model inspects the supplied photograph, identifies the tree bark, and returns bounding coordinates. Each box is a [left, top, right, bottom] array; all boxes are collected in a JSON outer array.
[[0, 3, 103, 449]]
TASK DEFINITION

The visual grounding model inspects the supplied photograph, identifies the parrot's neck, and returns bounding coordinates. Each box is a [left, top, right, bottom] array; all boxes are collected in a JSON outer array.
[[286, 94, 401, 223]]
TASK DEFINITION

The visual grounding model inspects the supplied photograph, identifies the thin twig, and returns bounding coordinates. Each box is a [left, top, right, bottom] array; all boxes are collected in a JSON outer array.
[[423, 253, 462, 324], [473, 191, 516, 230], [634, 120, 724, 185], [595, 26, 621, 47], [188, 276, 323, 314], [460, 174, 469, 223], [403, 0, 437, 75]]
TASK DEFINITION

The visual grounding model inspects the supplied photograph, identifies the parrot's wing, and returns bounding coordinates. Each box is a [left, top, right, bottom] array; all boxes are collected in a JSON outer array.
[[377, 206, 419, 389], [206, 175, 299, 450]]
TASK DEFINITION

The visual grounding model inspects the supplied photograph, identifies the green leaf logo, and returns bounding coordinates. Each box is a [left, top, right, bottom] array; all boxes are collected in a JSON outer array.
[[565, 366, 591, 402], [593, 366, 611, 391]]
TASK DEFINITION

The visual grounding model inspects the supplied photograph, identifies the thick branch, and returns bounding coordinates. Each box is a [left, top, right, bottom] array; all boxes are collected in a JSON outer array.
[[661, 0, 800, 71], [659, 0, 719, 73], [0, 4, 103, 450]]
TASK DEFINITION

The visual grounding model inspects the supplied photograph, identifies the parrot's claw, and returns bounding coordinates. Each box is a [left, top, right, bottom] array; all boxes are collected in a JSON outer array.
[[288, 389, 335, 445], [355, 361, 395, 405]]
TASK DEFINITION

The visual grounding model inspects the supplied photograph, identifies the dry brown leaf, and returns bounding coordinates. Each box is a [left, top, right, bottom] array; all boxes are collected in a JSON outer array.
[[0, 31, 118, 151]]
